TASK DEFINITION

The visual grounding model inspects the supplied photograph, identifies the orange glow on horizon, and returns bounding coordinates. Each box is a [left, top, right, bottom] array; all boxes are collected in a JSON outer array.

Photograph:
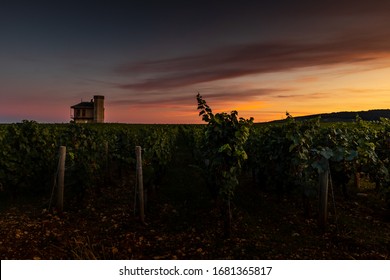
[[3, 2, 390, 124], [2, 57, 390, 124]]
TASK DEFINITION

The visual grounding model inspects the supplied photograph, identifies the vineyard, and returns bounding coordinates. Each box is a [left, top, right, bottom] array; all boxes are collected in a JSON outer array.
[[1, 99, 390, 259]]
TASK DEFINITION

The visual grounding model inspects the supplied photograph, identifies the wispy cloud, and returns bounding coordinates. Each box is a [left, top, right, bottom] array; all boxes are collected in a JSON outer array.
[[114, 32, 390, 92], [275, 92, 329, 100], [108, 87, 290, 107]]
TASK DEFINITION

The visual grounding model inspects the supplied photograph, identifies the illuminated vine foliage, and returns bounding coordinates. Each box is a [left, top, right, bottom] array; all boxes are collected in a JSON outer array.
[[197, 93, 253, 236], [0, 122, 178, 203]]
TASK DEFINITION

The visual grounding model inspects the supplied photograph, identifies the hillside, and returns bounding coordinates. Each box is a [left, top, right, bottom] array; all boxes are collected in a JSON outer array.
[[267, 109, 390, 123]]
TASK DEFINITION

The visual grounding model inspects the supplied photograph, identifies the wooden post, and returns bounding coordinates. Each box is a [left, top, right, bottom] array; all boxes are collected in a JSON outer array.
[[135, 146, 145, 224], [57, 146, 66, 213], [354, 172, 360, 190], [224, 198, 232, 238], [318, 161, 329, 230], [105, 141, 109, 168], [104, 141, 110, 183], [354, 161, 360, 190]]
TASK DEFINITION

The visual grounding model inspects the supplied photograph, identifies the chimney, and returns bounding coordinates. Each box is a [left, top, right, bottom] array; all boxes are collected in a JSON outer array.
[[93, 95, 104, 123]]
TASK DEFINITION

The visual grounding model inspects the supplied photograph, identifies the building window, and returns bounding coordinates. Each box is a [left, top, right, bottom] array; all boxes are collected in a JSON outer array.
[[82, 109, 86, 117], [76, 109, 80, 117]]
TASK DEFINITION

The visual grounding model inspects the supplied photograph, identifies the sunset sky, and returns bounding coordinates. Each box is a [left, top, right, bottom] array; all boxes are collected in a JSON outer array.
[[2, 0, 390, 123]]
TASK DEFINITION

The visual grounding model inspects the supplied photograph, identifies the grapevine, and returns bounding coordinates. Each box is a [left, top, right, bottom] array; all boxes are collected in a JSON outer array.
[[196, 93, 253, 236]]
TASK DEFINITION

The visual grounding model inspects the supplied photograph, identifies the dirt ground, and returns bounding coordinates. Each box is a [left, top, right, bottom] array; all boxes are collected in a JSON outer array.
[[1, 154, 389, 260]]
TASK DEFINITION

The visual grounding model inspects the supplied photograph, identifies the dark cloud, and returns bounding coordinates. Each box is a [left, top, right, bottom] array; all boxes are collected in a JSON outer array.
[[115, 31, 390, 92], [109, 88, 288, 107]]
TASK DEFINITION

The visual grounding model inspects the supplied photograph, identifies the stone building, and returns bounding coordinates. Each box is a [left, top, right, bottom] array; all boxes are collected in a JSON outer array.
[[71, 95, 104, 123]]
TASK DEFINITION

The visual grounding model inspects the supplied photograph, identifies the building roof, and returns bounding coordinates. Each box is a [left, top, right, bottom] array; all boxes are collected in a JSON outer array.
[[71, 101, 94, 109]]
